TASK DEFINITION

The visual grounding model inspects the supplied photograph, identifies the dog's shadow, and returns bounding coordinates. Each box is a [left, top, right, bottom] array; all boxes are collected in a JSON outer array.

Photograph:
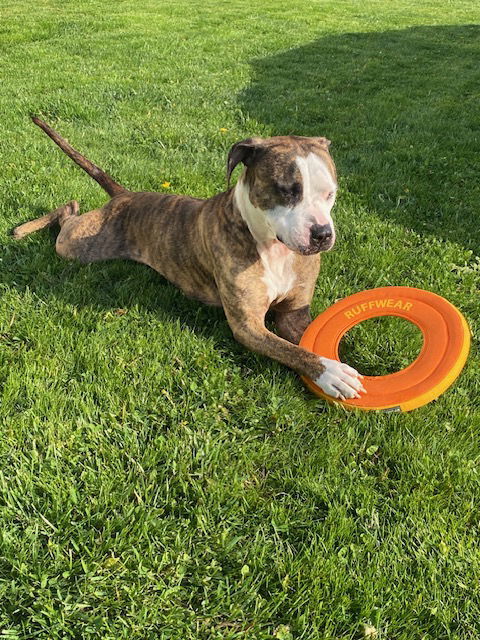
[[2, 231, 219, 326], [1, 232, 273, 369], [240, 24, 480, 250]]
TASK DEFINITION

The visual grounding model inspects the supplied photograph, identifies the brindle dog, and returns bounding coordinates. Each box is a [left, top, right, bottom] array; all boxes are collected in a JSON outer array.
[[14, 117, 366, 400]]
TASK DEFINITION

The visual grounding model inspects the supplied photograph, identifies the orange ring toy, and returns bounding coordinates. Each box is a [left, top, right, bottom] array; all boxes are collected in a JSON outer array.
[[300, 286, 470, 412]]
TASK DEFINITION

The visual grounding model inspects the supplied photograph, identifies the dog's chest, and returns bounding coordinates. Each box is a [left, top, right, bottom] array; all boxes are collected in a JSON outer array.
[[258, 242, 296, 304]]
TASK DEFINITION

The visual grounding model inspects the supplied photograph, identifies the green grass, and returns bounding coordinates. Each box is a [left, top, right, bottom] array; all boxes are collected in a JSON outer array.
[[1, 1, 479, 638]]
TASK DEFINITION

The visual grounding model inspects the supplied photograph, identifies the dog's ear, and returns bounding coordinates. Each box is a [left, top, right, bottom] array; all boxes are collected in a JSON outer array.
[[227, 138, 264, 186]]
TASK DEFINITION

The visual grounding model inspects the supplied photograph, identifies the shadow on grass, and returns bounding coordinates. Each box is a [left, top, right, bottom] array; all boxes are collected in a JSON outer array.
[[3, 25, 478, 380], [0, 234, 276, 371], [0, 234, 224, 328], [240, 24, 480, 249]]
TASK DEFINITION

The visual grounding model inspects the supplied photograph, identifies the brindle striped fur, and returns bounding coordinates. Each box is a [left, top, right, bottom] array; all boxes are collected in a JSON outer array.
[[13, 119, 339, 383]]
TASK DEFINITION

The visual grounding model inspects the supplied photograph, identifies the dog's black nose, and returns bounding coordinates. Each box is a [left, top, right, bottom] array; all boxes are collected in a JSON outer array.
[[310, 224, 332, 242]]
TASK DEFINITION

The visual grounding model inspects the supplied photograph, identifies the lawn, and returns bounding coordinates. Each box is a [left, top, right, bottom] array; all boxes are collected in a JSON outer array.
[[1, 0, 479, 638]]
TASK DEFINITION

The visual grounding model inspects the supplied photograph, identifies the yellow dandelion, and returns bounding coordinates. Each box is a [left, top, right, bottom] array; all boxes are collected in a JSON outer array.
[[161, 181, 171, 188], [219, 127, 228, 133]]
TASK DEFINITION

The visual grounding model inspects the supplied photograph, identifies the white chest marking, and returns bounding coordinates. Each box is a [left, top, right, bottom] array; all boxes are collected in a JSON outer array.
[[258, 242, 296, 304], [294, 153, 337, 224]]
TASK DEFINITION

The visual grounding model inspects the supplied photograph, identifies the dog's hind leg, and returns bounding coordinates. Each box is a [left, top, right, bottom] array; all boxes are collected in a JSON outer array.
[[12, 200, 79, 239], [55, 204, 129, 264], [12, 200, 99, 263]]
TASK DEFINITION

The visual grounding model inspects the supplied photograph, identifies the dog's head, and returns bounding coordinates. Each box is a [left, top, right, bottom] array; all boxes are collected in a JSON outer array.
[[228, 136, 337, 255]]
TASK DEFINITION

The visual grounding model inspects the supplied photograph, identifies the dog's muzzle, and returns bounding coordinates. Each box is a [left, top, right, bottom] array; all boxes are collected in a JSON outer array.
[[302, 223, 334, 254], [277, 223, 335, 255]]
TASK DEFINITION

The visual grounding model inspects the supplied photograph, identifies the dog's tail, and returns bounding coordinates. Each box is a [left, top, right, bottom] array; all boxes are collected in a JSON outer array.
[[31, 116, 127, 197]]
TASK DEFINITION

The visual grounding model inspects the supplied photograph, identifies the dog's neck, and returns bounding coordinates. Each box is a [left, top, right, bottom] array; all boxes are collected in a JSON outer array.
[[233, 175, 295, 303]]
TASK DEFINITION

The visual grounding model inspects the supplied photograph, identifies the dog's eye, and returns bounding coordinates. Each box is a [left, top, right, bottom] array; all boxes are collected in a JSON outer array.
[[326, 191, 335, 201]]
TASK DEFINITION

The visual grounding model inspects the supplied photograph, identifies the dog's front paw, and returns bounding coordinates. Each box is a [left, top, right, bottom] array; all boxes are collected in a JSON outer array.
[[314, 357, 366, 401]]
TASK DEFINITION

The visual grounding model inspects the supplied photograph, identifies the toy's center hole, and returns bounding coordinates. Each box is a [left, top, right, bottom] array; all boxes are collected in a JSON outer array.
[[338, 316, 424, 376]]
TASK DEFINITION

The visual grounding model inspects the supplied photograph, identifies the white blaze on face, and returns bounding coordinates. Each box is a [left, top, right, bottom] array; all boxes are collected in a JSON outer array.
[[272, 153, 337, 251], [296, 153, 337, 226]]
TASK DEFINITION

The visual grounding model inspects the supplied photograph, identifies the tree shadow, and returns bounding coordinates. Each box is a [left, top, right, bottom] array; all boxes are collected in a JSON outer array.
[[239, 24, 480, 249], [4, 25, 478, 380]]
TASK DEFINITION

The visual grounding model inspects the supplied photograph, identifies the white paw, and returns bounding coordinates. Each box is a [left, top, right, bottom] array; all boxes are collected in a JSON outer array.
[[314, 357, 366, 400]]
